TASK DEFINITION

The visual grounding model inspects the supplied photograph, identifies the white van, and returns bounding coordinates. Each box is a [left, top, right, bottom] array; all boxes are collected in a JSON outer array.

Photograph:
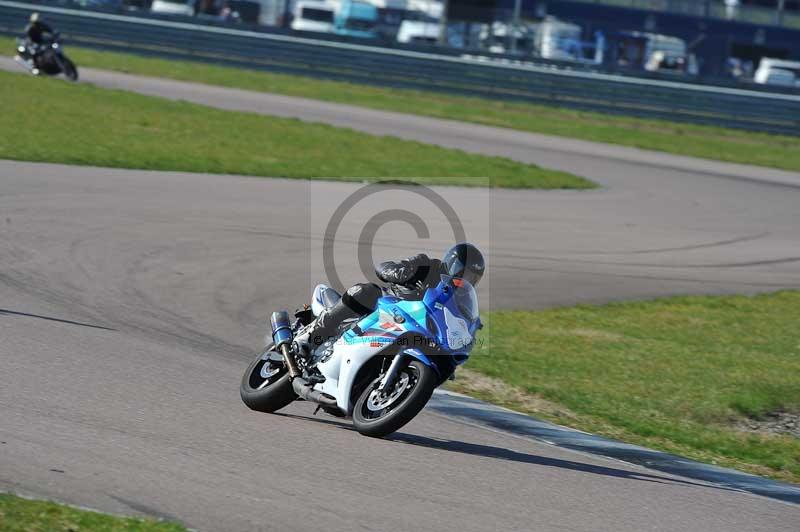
[[151, 0, 196, 16], [479, 21, 536, 54], [643, 34, 698, 75], [754, 58, 800, 87], [536, 18, 583, 61], [291, 1, 336, 34], [396, 20, 439, 45]]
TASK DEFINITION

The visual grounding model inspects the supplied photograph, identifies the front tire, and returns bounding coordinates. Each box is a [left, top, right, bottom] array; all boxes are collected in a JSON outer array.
[[56, 54, 78, 81], [62, 57, 78, 81], [353, 359, 436, 438], [240, 344, 297, 413]]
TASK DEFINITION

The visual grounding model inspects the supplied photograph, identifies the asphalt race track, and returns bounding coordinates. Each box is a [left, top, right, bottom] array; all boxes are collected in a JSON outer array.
[[1, 62, 800, 531]]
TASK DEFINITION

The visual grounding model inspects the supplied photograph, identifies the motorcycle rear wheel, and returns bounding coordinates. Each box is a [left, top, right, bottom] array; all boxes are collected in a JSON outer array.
[[352, 359, 436, 438], [240, 344, 297, 413]]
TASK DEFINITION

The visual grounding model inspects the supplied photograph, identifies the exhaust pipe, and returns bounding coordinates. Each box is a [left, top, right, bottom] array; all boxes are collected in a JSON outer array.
[[271, 311, 337, 408], [271, 311, 300, 379], [292, 377, 338, 407]]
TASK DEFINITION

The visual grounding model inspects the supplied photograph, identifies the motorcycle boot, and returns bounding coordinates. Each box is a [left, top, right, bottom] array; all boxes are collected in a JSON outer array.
[[292, 298, 358, 357], [292, 283, 381, 357]]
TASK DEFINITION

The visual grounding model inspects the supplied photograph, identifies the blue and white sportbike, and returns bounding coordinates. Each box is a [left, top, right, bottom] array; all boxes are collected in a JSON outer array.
[[240, 275, 481, 437]]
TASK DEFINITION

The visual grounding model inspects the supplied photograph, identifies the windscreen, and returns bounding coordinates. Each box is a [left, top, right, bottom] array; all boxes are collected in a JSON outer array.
[[345, 19, 375, 31], [411, 36, 437, 44], [452, 279, 480, 322], [302, 7, 334, 23]]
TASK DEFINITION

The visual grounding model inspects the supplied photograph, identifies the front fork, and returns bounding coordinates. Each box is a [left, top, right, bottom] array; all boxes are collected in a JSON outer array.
[[377, 353, 407, 392]]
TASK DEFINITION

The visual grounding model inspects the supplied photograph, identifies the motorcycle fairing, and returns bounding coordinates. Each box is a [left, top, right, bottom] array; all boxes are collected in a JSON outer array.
[[312, 277, 480, 415]]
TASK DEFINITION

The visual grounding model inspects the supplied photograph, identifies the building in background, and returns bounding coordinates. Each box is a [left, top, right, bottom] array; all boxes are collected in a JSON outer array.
[[111, 0, 800, 79], [524, 0, 800, 76]]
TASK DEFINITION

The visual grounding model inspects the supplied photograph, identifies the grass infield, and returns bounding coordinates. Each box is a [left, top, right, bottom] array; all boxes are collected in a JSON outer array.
[[0, 493, 186, 531], [455, 291, 800, 483], [0, 69, 591, 189], [2, 36, 797, 172]]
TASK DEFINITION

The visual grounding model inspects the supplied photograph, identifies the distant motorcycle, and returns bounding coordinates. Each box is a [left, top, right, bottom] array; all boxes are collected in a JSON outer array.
[[14, 33, 78, 81], [240, 275, 482, 437]]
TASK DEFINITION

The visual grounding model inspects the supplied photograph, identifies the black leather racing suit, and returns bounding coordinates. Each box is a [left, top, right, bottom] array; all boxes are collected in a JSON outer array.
[[376, 254, 445, 299], [307, 254, 445, 346], [24, 20, 55, 66], [26, 21, 55, 44]]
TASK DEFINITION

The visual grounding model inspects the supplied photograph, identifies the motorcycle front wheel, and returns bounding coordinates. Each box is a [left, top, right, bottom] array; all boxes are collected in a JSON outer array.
[[240, 344, 297, 413], [353, 359, 436, 438], [55, 54, 78, 81], [61, 57, 78, 81]]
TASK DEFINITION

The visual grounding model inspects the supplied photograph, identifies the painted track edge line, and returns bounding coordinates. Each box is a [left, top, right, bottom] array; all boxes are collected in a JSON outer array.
[[428, 389, 800, 505]]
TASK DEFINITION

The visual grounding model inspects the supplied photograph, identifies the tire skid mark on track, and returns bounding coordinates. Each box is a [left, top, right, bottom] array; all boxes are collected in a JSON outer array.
[[1, 116, 800, 529], [490, 231, 771, 257], [491, 252, 800, 270], [0, 308, 116, 331], [494, 263, 800, 288]]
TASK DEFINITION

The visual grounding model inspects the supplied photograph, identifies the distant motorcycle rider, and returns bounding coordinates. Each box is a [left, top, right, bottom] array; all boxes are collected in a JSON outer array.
[[294, 243, 485, 353], [26, 13, 55, 45], [24, 13, 55, 74]]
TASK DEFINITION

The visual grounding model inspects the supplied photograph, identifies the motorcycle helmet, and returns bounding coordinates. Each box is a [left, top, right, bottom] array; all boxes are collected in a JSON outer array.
[[30, 12, 39, 23], [442, 243, 485, 286]]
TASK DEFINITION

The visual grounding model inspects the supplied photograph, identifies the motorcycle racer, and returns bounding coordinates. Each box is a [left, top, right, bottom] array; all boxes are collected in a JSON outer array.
[[294, 243, 485, 353], [25, 13, 55, 46], [23, 13, 56, 75]]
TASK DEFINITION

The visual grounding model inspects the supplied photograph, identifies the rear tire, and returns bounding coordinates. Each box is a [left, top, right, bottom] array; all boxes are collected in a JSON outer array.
[[240, 344, 297, 413], [353, 360, 436, 438]]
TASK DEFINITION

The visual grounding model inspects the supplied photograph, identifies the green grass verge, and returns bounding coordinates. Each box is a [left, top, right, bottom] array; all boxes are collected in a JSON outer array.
[[0, 493, 185, 531], [0, 70, 591, 188], [452, 291, 800, 483], [3, 36, 798, 172]]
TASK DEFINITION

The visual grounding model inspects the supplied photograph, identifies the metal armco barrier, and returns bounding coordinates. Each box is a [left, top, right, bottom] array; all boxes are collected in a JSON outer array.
[[1, 0, 799, 136]]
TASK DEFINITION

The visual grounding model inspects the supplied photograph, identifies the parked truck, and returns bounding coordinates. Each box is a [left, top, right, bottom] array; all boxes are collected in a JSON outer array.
[[291, 0, 336, 33], [754, 58, 800, 87], [334, 0, 378, 39]]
